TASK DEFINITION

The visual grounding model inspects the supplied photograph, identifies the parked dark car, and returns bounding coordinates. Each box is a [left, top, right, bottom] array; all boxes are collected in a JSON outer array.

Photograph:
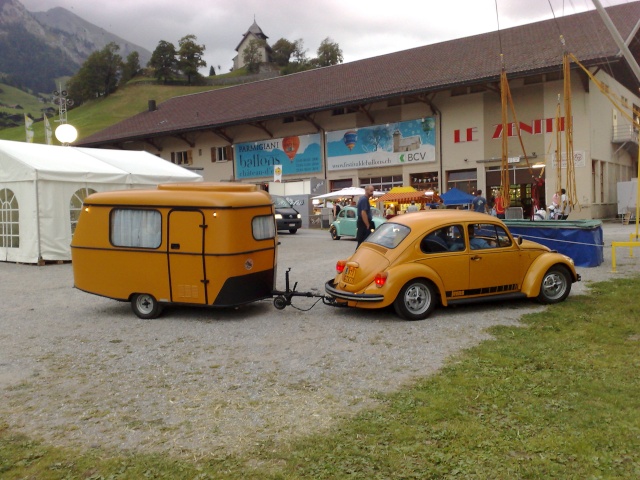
[[272, 195, 302, 234]]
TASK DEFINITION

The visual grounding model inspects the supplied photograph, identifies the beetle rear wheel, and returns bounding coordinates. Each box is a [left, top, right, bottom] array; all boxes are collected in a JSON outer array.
[[537, 266, 571, 304], [394, 279, 437, 320], [131, 293, 163, 319], [330, 226, 340, 240]]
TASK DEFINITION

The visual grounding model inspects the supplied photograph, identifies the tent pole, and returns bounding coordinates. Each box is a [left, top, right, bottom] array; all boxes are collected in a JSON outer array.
[[34, 172, 43, 265]]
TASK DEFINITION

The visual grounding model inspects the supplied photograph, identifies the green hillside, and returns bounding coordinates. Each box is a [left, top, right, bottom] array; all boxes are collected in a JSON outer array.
[[0, 82, 56, 130], [0, 83, 222, 145]]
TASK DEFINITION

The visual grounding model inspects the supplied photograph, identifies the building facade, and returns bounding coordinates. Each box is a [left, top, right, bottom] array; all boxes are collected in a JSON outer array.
[[78, 3, 640, 220]]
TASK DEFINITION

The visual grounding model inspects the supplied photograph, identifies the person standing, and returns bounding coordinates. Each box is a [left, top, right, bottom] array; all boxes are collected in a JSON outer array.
[[356, 185, 375, 248], [560, 188, 570, 220], [406, 200, 419, 212], [494, 190, 506, 219], [333, 201, 342, 219], [472, 189, 488, 213]]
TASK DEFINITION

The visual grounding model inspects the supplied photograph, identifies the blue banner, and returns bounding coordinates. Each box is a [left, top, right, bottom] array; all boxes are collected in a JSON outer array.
[[326, 118, 436, 171], [234, 133, 322, 179]]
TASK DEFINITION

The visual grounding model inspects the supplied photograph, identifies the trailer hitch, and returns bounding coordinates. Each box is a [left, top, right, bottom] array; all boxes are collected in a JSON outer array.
[[272, 268, 327, 310]]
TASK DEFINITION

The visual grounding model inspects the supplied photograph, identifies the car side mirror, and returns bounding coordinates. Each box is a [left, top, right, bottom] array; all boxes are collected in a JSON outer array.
[[517, 236, 523, 245]]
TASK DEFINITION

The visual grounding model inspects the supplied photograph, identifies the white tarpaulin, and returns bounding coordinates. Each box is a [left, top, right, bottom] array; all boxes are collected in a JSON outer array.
[[0, 140, 202, 264]]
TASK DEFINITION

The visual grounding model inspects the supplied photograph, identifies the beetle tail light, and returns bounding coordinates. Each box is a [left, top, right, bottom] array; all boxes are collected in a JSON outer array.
[[374, 272, 388, 287], [336, 260, 347, 274]]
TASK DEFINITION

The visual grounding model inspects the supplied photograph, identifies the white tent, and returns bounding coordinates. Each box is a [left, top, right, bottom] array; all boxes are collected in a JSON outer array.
[[0, 140, 202, 264]]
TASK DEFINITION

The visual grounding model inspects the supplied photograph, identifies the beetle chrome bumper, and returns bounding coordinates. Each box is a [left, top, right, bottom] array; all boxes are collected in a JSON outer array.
[[324, 279, 385, 303]]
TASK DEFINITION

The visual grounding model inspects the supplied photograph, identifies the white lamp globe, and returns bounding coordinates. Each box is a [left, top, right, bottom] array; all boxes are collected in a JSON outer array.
[[55, 124, 78, 144]]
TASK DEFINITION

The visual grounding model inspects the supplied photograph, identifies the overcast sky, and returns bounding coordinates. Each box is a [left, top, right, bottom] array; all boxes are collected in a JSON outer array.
[[20, 0, 630, 74]]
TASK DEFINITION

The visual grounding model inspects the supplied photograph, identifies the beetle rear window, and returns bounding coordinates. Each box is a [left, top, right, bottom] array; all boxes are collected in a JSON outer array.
[[368, 223, 410, 249]]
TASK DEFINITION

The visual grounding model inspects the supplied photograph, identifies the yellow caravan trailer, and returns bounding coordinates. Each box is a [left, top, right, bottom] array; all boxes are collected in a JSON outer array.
[[71, 182, 277, 318]]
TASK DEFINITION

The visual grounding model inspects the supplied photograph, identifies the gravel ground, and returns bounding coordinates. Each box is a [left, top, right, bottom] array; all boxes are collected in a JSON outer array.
[[1, 220, 639, 459]]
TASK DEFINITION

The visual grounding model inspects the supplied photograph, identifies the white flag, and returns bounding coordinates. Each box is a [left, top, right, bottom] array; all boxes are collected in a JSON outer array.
[[44, 114, 52, 145], [24, 114, 34, 143], [274, 165, 282, 183]]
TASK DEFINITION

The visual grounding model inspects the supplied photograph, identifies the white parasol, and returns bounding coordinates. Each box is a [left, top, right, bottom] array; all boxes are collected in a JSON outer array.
[[312, 187, 384, 200]]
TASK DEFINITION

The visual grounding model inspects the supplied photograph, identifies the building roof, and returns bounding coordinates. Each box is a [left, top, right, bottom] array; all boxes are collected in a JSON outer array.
[[235, 19, 269, 52], [78, 3, 640, 148]]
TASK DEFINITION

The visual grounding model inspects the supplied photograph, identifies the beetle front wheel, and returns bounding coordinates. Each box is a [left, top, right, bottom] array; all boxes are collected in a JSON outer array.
[[394, 279, 437, 320], [537, 266, 571, 304], [131, 293, 163, 319]]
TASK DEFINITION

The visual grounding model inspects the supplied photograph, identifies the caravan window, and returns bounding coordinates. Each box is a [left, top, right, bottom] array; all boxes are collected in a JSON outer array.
[[110, 209, 162, 248], [252, 215, 275, 240]]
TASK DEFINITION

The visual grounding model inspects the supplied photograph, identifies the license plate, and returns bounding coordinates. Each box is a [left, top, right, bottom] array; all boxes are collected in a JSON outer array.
[[344, 266, 356, 284], [289, 223, 296, 227]]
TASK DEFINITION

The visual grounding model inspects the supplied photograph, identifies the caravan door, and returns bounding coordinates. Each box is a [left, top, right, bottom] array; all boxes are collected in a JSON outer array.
[[168, 210, 208, 304]]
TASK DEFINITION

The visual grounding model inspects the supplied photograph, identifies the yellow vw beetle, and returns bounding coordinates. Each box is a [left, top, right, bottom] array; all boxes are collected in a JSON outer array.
[[325, 210, 581, 320]]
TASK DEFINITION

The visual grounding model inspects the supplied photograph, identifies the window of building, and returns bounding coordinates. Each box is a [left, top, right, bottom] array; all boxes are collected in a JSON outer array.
[[283, 115, 305, 123], [523, 74, 543, 85], [110, 209, 162, 249], [359, 175, 403, 192], [447, 169, 477, 194], [600, 161, 605, 203], [331, 106, 358, 116], [211, 146, 233, 162], [451, 86, 469, 97], [0, 188, 19, 248], [469, 84, 487, 94], [70, 188, 97, 235], [171, 150, 192, 165], [330, 179, 353, 191], [592, 160, 598, 204]]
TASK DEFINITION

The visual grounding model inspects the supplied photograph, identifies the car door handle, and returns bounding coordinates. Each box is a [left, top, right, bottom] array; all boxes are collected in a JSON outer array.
[[471, 255, 482, 261], [171, 243, 180, 250]]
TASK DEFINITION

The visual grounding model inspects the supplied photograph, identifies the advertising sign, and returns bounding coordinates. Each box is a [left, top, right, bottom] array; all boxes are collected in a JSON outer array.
[[235, 133, 322, 179], [552, 150, 587, 169], [326, 118, 436, 171]]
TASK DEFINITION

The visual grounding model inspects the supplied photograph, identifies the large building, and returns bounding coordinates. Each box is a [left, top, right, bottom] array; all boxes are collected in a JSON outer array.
[[78, 3, 640, 220]]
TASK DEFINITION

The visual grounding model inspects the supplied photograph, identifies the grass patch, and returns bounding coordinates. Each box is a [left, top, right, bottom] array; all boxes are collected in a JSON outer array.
[[1, 276, 639, 478], [0, 83, 220, 143]]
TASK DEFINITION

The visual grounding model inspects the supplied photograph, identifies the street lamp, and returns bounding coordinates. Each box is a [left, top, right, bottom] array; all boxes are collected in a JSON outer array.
[[55, 123, 78, 145]]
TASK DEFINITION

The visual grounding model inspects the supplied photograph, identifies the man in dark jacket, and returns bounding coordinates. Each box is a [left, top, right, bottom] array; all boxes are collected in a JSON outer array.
[[356, 185, 375, 248]]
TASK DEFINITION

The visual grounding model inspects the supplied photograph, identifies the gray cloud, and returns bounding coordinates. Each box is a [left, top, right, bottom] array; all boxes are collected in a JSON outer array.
[[19, 0, 628, 74]]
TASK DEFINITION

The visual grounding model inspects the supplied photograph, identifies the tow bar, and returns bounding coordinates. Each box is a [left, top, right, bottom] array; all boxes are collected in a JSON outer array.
[[272, 268, 334, 310]]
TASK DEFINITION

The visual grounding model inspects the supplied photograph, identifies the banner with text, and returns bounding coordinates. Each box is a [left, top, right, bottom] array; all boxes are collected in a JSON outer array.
[[326, 118, 436, 171], [234, 133, 322, 179]]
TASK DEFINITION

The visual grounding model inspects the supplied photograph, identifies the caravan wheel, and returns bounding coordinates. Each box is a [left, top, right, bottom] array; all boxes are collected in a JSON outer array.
[[131, 293, 163, 319]]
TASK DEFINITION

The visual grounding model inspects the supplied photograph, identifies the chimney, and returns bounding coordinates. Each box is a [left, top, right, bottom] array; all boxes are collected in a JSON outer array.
[[148, 100, 157, 112]]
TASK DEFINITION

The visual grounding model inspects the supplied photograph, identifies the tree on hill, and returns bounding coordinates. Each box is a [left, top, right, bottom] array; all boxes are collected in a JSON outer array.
[[316, 37, 343, 67], [243, 39, 266, 74], [271, 38, 296, 67], [66, 42, 122, 104], [120, 51, 141, 85], [281, 39, 311, 74], [209, 66, 216, 76], [178, 35, 206, 85], [148, 40, 178, 84]]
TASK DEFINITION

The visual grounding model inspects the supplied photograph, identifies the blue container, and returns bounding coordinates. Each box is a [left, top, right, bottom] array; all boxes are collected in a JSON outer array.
[[504, 219, 603, 268]]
